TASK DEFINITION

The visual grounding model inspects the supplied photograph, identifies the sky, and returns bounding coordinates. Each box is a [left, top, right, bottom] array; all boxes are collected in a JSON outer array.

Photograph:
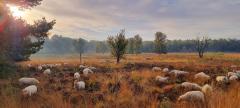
[[21, 0, 240, 41]]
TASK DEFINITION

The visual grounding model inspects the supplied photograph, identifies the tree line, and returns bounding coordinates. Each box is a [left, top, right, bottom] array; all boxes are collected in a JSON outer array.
[[39, 34, 240, 55]]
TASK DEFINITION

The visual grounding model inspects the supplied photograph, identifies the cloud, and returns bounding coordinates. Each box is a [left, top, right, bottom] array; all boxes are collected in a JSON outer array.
[[22, 0, 240, 40]]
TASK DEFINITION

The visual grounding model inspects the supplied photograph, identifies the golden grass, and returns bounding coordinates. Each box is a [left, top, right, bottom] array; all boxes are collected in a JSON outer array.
[[1, 53, 240, 108]]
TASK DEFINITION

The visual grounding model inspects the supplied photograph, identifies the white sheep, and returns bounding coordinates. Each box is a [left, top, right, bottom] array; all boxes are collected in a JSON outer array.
[[227, 72, 236, 77], [216, 76, 228, 82], [19, 78, 40, 85], [79, 65, 87, 69], [22, 85, 38, 96], [194, 72, 210, 84], [89, 66, 97, 71], [181, 82, 202, 90], [152, 67, 161, 72], [74, 72, 80, 80], [178, 91, 205, 103], [37, 66, 42, 71], [83, 68, 93, 76], [43, 69, 51, 75], [27, 64, 32, 68], [169, 70, 189, 77], [162, 68, 169, 72], [229, 75, 238, 81], [201, 84, 213, 94], [74, 81, 85, 90], [155, 76, 169, 83]]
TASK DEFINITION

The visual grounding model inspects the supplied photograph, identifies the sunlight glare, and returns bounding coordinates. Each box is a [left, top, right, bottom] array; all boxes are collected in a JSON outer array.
[[8, 5, 25, 18]]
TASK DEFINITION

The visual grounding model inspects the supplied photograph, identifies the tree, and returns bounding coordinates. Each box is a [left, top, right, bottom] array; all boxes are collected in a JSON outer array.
[[1, 0, 56, 61], [127, 38, 135, 54], [73, 38, 87, 64], [154, 32, 167, 54], [195, 36, 209, 58], [107, 29, 128, 64], [96, 41, 108, 54], [133, 34, 142, 54]]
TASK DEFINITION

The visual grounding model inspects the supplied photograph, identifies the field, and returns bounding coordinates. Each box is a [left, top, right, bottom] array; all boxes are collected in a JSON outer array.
[[1, 53, 240, 108]]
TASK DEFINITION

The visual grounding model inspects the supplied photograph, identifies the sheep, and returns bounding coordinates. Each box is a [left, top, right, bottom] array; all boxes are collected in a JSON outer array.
[[227, 72, 236, 77], [74, 72, 80, 80], [152, 67, 161, 72], [43, 69, 51, 75], [27, 64, 32, 68], [79, 65, 87, 69], [180, 82, 202, 91], [83, 68, 93, 76], [19, 78, 40, 85], [22, 85, 38, 96], [155, 76, 169, 84], [74, 81, 85, 90], [201, 84, 213, 94], [89, 66, 97, 71], [37, 66, 42, 71], [194, 72, 210, 84], [177, 91, 205, 104], [216, 76, 228, 82], [162, 68, 169, 72], [229, 75, 238, 82], [169, 70, 189, 79]]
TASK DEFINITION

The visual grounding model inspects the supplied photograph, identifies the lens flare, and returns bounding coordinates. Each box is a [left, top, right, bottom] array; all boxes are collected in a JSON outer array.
[[8, 5, 25, 18]]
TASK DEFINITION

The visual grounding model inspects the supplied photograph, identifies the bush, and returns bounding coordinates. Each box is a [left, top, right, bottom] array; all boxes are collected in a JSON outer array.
[[0, 58, 16, 79]]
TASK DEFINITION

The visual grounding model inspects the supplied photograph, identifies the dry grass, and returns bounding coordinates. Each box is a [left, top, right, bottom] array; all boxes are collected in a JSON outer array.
[[1, 53, 240, 108]]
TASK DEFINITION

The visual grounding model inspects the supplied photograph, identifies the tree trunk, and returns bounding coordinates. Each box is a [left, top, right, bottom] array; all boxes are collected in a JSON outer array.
[[199, 52, 203, 58], [116, 56, 120, 64], [79, 53, 82, 64]]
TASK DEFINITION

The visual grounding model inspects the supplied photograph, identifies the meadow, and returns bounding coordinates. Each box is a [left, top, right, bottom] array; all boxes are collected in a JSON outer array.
[[1, 53, 240, 108]]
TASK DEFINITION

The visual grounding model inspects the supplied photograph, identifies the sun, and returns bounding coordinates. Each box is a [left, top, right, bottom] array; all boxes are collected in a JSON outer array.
[[8, 5, 25, 18]]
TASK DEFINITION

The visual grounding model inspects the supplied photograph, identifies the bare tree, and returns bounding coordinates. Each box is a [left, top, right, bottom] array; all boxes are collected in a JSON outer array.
[[73, 38, 87, 64], [195, 36, 209, 58], [107, 29, 128, 64]]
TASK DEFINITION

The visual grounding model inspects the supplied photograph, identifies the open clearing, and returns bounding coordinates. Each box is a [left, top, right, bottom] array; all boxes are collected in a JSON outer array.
[[1, 53, 240, 108]]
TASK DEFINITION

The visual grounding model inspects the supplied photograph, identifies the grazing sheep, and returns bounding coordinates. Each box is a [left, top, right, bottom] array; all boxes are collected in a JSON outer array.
[[216, 76, 228, 82], [155, 76, 169, 84], [83, 68, 93, 76], [201, 84, 213, 94], [79, 65, 87, 69], [162, 68, 169, 72], [43, 69, 51, 75], [194, 72, 210, 84], [178, 91, 205, 103], [227, 72, 236, 77], [27, 64, 32, 68], [89, 66, 97, 71], [74, 72, 80, 80], [37, 66, 42, 71], [229, 75, 238, 81], [152, 67, 161, 72], [169, 70, 189, 78], [19, 78, 40, 85], [181, 82, 202, 91], [22, 85, 38, 96], [74, 81, 85, 90]]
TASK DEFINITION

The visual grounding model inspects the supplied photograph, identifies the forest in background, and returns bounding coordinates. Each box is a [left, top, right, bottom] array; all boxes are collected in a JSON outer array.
[[38, 34, 240, 55]]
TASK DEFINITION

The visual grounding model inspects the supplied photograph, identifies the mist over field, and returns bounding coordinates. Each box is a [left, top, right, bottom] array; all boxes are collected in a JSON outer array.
[[1, 0, 240, 108]]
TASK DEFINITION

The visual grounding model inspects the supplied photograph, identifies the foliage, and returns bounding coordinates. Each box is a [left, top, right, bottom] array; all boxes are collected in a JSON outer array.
[[107, 29, 128, 63], [73, 38, 87, 63], [134, 34, 142, 54], [154, 32, 167, 54], [0, 0, 55, 61], [96, 41, 109, 54], [127, 38, 135, 54], [195, 36, 209, 58]]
